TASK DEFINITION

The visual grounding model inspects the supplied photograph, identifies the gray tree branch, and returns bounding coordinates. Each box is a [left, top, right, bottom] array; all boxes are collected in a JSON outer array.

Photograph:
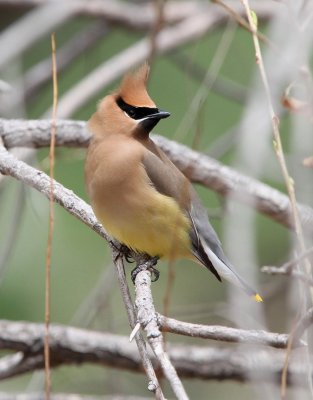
[[0, 319, 309, 386], [1, 118, 312, 234], [157, 314, 304, 349], [135, 268, 188, 400], [111, 250, 165, 400]]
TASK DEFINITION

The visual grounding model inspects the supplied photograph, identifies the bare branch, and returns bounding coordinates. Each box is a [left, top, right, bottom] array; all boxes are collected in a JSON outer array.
[[111, 250, 164, 399], [135, 268, 188, 400], [1, 118, 313, 235], [157, 314, 304, 349], [0, 140, 109, 242], [0, 319, 310, 386]]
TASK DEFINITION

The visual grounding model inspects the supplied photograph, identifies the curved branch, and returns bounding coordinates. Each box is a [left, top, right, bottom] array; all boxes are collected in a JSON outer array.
[[1, 118, 313, 234], [0, 319, 309, 386], [0, 138, 109, 241]]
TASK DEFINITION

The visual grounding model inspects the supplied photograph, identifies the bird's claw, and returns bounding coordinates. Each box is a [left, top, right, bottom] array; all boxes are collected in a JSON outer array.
[[131, 256, 160, 284]]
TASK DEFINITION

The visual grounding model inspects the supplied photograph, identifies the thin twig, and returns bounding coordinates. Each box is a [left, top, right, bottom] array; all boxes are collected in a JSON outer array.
[[213, 0, 272, 46], [44, 32, 57, 399]]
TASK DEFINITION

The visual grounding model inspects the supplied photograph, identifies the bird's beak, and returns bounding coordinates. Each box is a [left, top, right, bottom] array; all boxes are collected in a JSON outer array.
[[148, 110, 171, 120], [138, 110, 170, 133]]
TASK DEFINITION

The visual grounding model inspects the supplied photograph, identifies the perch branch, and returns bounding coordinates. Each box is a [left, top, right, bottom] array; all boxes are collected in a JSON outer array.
[[135, 268, 188, 400], [111, 250, 164, 399]]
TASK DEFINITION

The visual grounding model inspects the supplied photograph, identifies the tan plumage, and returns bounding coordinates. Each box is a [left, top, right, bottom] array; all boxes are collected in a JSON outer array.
[[85, 64, 262, 302]]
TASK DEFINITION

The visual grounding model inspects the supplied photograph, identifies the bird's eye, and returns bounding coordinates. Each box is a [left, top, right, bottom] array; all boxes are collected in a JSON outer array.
[[127, 108, 136, 118]]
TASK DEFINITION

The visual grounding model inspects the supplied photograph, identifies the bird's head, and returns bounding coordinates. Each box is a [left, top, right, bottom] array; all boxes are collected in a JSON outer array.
[[88, 63, 170, 138]]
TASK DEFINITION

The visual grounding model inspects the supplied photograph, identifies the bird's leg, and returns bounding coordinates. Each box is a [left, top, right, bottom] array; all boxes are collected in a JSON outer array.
[[120, 244, 134, 263], [110, 240, 134, 263], [131, 256, 160, 284]]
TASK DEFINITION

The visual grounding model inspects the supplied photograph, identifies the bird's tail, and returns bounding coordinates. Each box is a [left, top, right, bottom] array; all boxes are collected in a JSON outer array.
[[201, 239, 263, 302]]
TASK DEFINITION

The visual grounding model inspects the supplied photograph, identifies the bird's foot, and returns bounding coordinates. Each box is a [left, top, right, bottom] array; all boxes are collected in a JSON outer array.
[[131, 256, 160, 284]]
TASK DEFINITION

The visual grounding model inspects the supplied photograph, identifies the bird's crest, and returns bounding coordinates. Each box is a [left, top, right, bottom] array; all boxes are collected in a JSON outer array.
[[118, 63, 156, 108]]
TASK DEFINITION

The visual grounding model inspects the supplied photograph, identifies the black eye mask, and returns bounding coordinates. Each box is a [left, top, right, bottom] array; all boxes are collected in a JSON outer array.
[[116, 97, 159, 120]]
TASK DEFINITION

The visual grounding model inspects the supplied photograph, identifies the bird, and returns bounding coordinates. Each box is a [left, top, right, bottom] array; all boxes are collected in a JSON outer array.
[[85, 64, 262, 302]]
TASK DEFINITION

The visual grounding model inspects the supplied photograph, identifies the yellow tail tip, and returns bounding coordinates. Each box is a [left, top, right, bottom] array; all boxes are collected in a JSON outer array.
[[254, 293, 263, 302]]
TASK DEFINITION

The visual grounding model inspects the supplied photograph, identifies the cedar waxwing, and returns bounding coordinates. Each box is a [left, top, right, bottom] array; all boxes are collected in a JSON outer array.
[[85, 64, 262, 302]]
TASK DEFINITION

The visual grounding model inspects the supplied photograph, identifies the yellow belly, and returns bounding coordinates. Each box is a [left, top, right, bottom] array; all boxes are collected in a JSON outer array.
[[95, 191, 192, 260]]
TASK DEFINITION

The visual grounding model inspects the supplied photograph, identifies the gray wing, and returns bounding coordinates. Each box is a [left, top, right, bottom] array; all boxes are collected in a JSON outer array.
[[142, 139, 258, 297], [141, 140, 222, 281]]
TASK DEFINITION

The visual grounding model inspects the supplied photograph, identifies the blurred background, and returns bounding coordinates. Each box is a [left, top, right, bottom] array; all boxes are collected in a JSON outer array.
[[0, 0, 313, 398]]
